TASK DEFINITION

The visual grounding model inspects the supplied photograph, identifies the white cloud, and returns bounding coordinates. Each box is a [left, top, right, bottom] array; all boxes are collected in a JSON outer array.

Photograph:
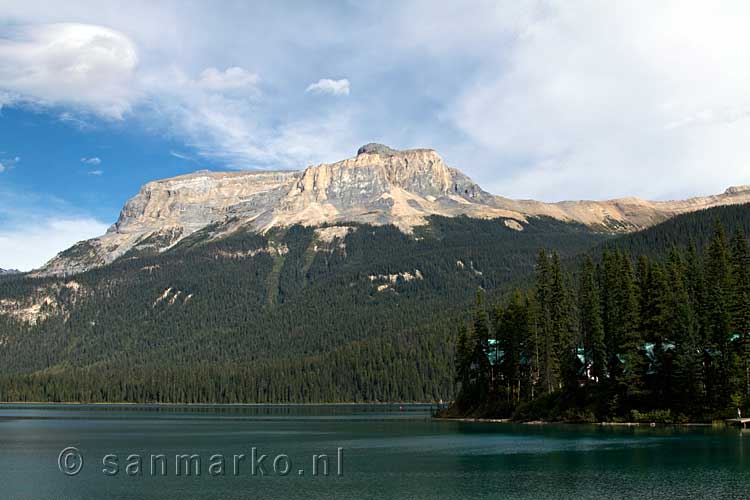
[[0, 16, 358, 172], [305, 78, 350, 96], [80, 157, 102, 165], [196, 67, 259, 92], [87, 170, 103, 175], [441, 1, 750, 200], [0, 217, 108, 272], [0, 162, 4, 173], [0, 23, 138, 118], [2, 3, 749, 202]]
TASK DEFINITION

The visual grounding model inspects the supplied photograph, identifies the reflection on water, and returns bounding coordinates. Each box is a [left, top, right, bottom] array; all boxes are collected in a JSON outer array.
[[0, 404, 748, 500]]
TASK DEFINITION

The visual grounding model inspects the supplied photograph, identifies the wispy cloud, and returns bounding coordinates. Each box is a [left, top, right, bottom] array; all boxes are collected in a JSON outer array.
[[305, 78, 350, 96], [169, 150, 194, 161], [59, 111, 93, 129], [141, 65, 355, 169], [0, 155, 20, 173], [87, 170, 103, 176], [80, 157, 102, 165], [196, 67, 259, 92]]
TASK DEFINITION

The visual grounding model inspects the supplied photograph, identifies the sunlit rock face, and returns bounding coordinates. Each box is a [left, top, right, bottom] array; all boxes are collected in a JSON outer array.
[[34, 144, 750, 276]]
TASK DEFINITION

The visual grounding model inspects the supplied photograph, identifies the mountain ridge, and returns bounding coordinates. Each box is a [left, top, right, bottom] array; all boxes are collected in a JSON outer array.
[[35, 144, 750, 276]]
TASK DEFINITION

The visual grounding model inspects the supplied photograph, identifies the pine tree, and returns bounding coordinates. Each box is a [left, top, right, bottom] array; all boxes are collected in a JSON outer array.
[[642, 261, 670, 344], [579, 256, 606, 382], [685, 242, 708, 342], [496, 291, 528, 403], [455, 324, 472, 401], [669, 248, 704, 415], [706, 221, 733, 348], [535, 249, 556, 394], [469, 289, 492, 400], [526, 292, 542, 400], [705, 221, 734, 410], [636, 255, 651, 336], [730, 231, 750, 399], [614, 252, 646, 412], [550, 252, 577, 392], [601, 250, 621, 362], [472, 289, 491, 352]]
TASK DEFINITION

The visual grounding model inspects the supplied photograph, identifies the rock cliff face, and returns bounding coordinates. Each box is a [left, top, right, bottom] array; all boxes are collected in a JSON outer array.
[[35, 144, 750, 276]]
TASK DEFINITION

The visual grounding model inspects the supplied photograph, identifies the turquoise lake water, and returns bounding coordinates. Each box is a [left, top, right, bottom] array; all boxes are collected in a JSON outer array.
[[1, 404, 749, 499]]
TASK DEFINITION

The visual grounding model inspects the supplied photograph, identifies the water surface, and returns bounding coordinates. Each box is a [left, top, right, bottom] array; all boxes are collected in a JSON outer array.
[[0, 404, 748, 499]]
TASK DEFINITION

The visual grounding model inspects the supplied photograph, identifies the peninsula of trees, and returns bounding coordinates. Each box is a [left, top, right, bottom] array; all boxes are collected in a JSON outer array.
[[450, 220, 750, 423]]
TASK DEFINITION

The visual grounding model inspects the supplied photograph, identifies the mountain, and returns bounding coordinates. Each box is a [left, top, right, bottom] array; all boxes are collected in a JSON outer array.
[[0, 269, 19, 276], [1, 202, 748, 403], [35, 144, 750, 276], [0, 215, 607, 402], [1, 143, 750, 404]]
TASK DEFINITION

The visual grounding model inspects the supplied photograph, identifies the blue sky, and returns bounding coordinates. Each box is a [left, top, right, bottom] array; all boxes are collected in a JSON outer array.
[[2, 1, 750, 270]]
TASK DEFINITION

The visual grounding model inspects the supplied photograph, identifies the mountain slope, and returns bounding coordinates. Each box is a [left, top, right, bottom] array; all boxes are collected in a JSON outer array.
[[0, 216, 606, 403], [2, 202, 749, 403], [35, 144, 750, 276], [592, 202, 750, 258]]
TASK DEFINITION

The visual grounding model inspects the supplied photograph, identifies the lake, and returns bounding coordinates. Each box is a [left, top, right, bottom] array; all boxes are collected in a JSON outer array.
[[0, 404, 748, 499]]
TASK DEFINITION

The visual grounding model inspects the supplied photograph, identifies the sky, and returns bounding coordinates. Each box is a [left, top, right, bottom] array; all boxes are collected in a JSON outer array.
[[1, 1, 750, 271]]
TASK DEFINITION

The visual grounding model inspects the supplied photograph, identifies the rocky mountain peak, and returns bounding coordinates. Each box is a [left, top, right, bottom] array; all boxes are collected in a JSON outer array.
[[31, 144, 750, 277], [357, 143, 399, 156], [724, 185, 750, 195]]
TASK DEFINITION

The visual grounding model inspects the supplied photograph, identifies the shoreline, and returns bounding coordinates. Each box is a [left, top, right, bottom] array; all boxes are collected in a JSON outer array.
[[0, 403, 728, 426], [432, 416, 716, 427], [0, 401, 439, 407]]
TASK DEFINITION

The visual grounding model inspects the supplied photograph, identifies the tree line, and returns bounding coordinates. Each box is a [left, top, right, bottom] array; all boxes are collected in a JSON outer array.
[[453, 221, 750, 422]]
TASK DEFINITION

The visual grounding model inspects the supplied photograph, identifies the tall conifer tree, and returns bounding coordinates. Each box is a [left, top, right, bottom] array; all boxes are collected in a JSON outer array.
[[579, 257, 606, 382]]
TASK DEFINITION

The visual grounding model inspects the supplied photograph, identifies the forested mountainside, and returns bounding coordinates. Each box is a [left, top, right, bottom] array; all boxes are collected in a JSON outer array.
[[447, 203, 750, 422], [0, 216, 604, 403], [592, 203, 750, 258]]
